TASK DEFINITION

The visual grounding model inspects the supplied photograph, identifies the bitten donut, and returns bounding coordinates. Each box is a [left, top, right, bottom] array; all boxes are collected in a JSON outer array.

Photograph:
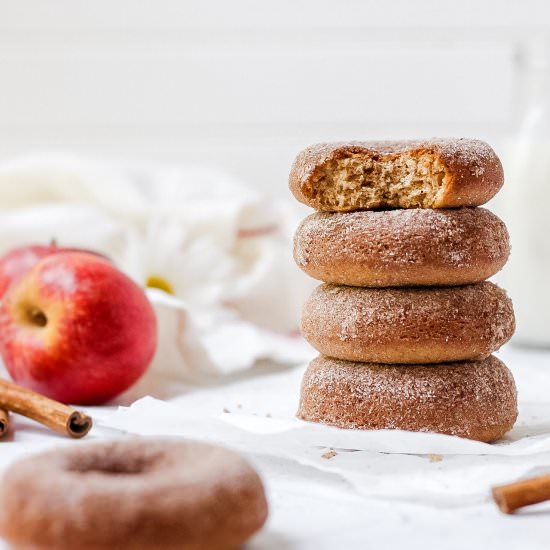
[[0, 438, 268, 550], [289, 138, 503, 211], [294, 207, 510, 287], [298, 355, 517, 442], [302, 282, 515, 364]]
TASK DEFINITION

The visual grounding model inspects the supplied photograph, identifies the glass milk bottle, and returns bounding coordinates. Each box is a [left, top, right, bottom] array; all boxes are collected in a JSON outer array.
[[504, 39, 550, 346]]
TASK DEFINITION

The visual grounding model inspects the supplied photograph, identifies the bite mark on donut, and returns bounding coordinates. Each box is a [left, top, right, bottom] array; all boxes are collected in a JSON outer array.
[[290, 138, 504, 211], [310, 151, 447, 210]]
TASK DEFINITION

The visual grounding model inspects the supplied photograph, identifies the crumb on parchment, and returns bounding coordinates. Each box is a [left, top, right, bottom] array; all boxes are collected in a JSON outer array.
[[321, 450, 338, 460]]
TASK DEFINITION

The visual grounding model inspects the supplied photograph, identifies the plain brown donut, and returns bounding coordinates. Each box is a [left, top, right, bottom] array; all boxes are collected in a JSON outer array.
[[0, 438, 268, 550], [298, 355, 517, 442], [294, 207, 510, 287], [302, 282, 515, 364], [289, 138, 503, 211]]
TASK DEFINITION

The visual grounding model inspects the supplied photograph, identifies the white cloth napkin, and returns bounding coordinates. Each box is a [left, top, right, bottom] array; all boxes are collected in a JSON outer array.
[[0, 154, 314, 382]]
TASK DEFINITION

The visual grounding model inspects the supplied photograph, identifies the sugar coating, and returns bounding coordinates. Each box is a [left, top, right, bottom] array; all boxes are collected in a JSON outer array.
[[0, 438, 268, 550], [294, 208, 510, 287], [301, 282, 515, 363], [289, 138, 504, 211], [294, 138, 495, 183], [298, 355, 518, 442], [290, 138, 513, 437]]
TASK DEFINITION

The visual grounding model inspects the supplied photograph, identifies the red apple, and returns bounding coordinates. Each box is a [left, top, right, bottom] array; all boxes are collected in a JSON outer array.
[[0, 245, 58, 299], [0, 244, 110, 300], [0, 252, 157, 405]]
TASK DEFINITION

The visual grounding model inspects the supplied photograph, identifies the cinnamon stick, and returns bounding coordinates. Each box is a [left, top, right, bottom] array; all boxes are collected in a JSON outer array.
[[492, 475, 550, 514], [0, 408, 9, 438], [0, 378, 92, 438]]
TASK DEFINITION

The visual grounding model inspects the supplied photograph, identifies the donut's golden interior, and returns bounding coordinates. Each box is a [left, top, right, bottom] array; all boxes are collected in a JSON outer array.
[[310, 152, 446, 210]]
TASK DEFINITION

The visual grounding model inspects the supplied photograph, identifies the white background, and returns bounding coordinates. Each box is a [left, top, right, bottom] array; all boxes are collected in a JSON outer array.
[[1, 1, 550, 195]]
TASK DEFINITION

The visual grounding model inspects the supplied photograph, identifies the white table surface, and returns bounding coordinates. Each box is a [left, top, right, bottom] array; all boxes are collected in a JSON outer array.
[[1, 344, 550, 550]]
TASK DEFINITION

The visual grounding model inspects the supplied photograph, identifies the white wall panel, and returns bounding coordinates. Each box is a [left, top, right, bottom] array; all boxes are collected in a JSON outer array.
[[0, 0, 544, 194], [0, 44, 513, 127], [1, 1, 549, 31]]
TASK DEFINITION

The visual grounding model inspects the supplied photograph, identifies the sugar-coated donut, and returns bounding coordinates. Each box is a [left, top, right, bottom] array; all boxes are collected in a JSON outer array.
[[302, 282, 515, 364], [294, 207, 510, 287], [0, 438, 268, 550], [298, 355, 517, 442], [289, 138, 503, 211]]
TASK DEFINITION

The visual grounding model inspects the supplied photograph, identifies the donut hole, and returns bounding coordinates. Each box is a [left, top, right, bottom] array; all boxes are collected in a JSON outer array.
[[68, 455, 158, 477]]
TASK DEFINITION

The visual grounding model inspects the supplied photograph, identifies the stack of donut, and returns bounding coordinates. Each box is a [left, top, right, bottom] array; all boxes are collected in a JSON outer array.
[[290, 139, 517, 442]]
